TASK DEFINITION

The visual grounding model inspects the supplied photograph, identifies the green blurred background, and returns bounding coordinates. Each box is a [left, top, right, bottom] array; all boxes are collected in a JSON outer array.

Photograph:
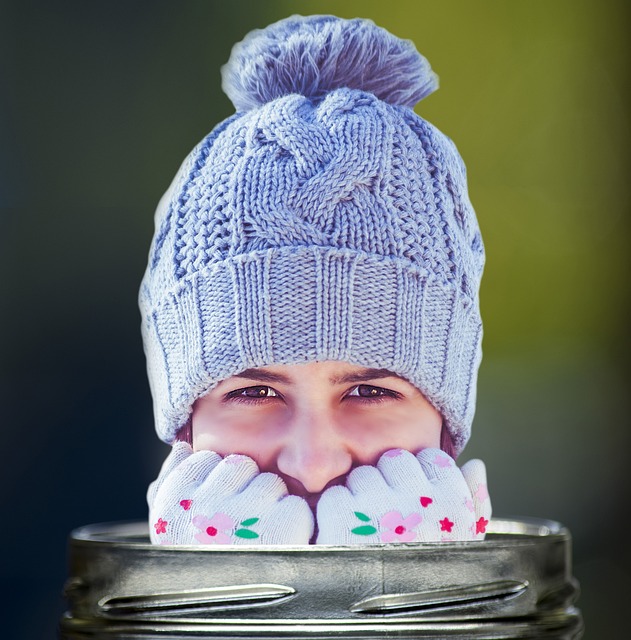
[[1, 1, 629, 637]]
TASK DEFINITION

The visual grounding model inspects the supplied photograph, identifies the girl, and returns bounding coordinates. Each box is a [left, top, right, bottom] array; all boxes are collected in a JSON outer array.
[[142, 15, 491, 545]]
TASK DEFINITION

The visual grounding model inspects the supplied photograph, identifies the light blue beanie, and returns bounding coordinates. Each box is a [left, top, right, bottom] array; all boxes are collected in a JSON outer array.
[[140, 15, 485, 455]]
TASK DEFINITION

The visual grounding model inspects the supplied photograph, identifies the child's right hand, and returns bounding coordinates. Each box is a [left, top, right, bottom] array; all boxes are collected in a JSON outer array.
[[147, 442, 314, 545]]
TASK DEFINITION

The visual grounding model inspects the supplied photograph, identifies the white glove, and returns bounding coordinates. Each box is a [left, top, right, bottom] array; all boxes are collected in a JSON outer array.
[[316, 448, 491, 544], [148, 442, 314, 545]]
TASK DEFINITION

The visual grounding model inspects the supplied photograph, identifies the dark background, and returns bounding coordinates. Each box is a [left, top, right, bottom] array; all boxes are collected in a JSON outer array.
[[2, 1, 629, 638]]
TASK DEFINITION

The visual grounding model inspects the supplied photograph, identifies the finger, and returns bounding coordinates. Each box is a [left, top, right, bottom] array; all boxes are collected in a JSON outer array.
[[345, 464, 389, 496], [199, 454, 260, 497], [415, 448, 469, 494], [317, 484, 352, 518], [461, 458, 492, 538], [239, 471, 289, 504], [460, 458, 488, 501], [161, 442, 194, 475], [316, 485, 355, 544], [214, 486, 308, 546], [316, 485, 380, 545], [158, 449, 223, 501], [259, 495, 314, 544], [376, 448, 432, 494], [149, 447, 220, 546], [147, 442, 193, 506]]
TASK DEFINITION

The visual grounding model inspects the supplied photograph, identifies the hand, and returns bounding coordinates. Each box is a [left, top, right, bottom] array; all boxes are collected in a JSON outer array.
[[316, 448, 491, 544], [148, 442, 314, 545]]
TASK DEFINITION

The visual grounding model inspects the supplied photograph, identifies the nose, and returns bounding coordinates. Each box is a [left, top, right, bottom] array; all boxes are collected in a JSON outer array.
[[276, 410, 353, 494]]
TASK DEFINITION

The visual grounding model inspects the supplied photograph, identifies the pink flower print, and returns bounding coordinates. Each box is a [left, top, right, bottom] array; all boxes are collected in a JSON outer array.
[[464, 498, 475, 513], [475, 484, 489, 502], [439, 517, 454, 533], [476, 517, 489, 535], [380, 511, 422, 543], [192, 513, 235, 545], [433, 454, 453, 468], [383, 449, 404, 458], [154, 518, 167, 535]]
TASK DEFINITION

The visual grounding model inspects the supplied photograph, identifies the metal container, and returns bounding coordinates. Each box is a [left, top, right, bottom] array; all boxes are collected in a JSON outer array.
[[61, 517, 582, 639]]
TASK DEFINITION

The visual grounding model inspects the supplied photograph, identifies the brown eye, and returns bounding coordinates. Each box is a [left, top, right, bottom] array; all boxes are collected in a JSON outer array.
[[223, 385, 280, 405], [348, 385, 388, 398], [239, 386, 278, 398]]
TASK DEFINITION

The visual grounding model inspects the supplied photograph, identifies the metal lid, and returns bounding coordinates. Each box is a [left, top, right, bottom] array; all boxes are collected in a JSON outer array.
[[61, 517, 583, 638]]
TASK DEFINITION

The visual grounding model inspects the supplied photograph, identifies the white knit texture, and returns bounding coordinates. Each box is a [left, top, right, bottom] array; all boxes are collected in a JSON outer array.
[[148, 443, 314, 545], [316, 448, 491, 544]]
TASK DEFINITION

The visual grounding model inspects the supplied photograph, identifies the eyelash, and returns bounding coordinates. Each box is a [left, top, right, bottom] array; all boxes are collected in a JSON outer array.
[[346, 384, 402, 403], [223, 384, 401, 405], [224, 386, 280, 404]]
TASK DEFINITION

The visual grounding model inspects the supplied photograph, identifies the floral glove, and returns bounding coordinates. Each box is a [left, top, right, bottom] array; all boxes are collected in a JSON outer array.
[[316, 448, 491, 544], [148, 442, 314, 545]]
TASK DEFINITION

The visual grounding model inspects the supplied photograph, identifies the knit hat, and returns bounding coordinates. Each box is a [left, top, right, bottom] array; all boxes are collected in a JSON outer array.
[[139, 15, 485, 456]]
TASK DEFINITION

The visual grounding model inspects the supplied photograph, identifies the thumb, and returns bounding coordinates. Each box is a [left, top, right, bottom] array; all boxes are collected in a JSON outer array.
[[461, 458, 492, 537]]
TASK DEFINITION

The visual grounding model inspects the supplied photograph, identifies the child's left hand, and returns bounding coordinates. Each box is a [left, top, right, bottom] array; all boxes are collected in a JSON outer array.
[[316, 448, 491, 544]]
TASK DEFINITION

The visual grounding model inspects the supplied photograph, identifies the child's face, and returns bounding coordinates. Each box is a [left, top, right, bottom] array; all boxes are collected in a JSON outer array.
[[192, 361, 442, 510]]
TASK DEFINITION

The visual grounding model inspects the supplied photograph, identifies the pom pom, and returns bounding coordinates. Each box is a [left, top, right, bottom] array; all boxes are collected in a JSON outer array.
[[221, 15, 438, 112]]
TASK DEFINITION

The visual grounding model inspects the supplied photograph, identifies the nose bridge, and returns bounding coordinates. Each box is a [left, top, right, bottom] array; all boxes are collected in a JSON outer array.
[[277, 402, 352, 493]]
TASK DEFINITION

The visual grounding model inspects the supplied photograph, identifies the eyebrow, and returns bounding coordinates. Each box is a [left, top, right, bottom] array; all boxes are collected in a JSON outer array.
[[234, 367, 399, 386], [234, 369, 293, 384], [329, 368, 399, 385]]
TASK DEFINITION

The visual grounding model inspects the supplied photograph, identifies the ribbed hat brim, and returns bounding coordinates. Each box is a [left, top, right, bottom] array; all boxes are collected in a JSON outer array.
[[142, 245, 482, 454]]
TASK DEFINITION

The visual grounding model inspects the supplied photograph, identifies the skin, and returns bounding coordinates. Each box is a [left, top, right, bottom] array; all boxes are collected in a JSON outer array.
[[192, 361, 442, 511]]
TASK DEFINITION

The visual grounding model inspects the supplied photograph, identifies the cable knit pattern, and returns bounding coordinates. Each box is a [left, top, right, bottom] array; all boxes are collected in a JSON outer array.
[[139, 15, 485, 455]]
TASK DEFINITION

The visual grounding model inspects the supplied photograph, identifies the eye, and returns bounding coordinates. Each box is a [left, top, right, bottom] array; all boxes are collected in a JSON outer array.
[[346, 385, 401, 401], [224, 386, 280, 403]]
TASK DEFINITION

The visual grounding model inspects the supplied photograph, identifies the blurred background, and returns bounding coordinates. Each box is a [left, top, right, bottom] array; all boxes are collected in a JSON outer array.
[[1, 1, 629, 637]]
